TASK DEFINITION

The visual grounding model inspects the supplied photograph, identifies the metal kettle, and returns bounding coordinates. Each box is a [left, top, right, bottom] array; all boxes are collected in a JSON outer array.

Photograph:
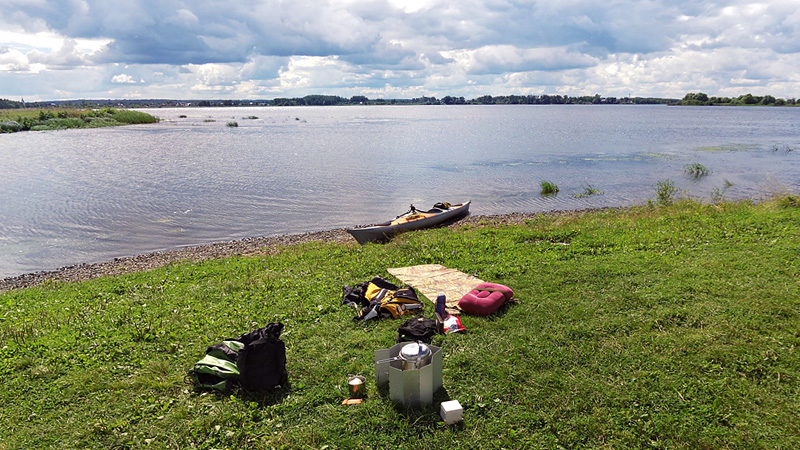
[[398, 342, 433, 370]]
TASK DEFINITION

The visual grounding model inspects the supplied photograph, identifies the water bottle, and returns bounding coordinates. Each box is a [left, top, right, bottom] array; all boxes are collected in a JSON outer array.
[[435, 294, 446, 318]]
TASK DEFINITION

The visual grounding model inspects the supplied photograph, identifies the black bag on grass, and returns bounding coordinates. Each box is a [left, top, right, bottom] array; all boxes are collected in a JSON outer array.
[[188, 323, 288, 392], [397, 316, 438, 343], [237, 323, 289, 391]]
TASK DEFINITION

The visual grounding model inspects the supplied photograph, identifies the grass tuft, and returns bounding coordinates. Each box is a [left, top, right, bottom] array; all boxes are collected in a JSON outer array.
[[573, 184, 604, 198], [653, 178, 678, 205], [540, 180, 559, 195], [710, 179, 734, 205], [778, 195, 800, 208], [684, 162, 711, 178], [107, 109, 159, 125]]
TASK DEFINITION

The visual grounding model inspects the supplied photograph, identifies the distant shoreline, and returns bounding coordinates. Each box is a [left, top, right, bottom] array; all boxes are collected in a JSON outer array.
[[4, 94, 678, 110], [5, 91, 798, 110]]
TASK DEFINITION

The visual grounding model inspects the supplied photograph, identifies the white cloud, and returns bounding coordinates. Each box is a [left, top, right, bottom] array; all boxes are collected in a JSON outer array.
[[0, 0, 799, 100], [387, 0, 432, 14], [444, 45, 599, 75], [165, 9, 199, 27], [27, 38, 90, 68], [0, 46, 30, 72], [111, 73, 137, 84], [184, 62, 246, 91]]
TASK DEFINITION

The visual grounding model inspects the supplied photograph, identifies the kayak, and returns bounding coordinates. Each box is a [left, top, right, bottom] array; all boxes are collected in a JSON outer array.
[[346, 201, 471, 244]]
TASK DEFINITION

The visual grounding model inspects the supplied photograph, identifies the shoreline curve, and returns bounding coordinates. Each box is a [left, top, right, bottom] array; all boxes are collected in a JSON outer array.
[[0, 209, 595, 292]]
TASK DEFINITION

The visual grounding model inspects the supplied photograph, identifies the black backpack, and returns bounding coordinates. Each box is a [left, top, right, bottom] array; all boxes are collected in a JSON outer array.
[[237, 323, 289, 391], [188, 323, 288, 392]]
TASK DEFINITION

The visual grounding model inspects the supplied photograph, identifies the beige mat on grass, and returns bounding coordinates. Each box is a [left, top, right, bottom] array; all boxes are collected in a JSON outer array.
[[387, 264, 484, 314]]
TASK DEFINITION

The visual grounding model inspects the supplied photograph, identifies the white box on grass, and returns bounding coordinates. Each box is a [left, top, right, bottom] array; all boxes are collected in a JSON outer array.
[[440, 400, 463, 424]]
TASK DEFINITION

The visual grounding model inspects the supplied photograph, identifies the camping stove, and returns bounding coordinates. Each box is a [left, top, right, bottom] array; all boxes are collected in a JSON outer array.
[[374, 342, 443, 407]]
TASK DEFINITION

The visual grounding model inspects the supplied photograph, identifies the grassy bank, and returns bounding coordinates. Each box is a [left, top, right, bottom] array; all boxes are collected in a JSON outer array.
[[0, 107, 158, 132], [1, 198, 799, 449]]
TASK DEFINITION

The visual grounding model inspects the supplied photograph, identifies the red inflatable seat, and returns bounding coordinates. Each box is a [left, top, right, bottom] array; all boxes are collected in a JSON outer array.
[[458, 283, 514, 316]]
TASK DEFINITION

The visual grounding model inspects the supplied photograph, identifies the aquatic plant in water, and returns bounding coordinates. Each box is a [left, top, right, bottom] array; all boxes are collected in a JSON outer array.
[[540, 180, 559, 195], [574, 184, 604, 198], [684, 162, 710, 178]]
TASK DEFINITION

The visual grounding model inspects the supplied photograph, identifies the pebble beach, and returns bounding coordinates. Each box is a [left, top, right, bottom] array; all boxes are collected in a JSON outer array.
[[0, 211, 577, 292]]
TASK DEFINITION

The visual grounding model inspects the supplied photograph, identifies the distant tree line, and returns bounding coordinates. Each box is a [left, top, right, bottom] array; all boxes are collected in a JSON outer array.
[[5, 93, 796, 110], [678, 92, 798, 106], [4, 94, 679, 109], [1, 98, 25, 109], [256, 94, 677, 106], [461, 94, 675, 105]]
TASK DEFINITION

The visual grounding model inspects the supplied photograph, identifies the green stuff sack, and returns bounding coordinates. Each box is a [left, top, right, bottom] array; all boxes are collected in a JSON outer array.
[[187, 324, 287, 392], [188, 340, 243, 391]]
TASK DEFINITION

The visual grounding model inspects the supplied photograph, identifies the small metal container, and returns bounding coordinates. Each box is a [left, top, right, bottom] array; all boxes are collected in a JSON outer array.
[[347, 375, 366, 398], [398, 342, 433, 370]]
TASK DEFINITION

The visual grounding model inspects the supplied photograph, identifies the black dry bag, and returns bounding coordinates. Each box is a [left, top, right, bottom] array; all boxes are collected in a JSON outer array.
[[236, 323, 289, 391]]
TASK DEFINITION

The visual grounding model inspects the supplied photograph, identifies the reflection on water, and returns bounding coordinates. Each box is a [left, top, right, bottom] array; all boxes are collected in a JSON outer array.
[[1, 105, 798, 277]]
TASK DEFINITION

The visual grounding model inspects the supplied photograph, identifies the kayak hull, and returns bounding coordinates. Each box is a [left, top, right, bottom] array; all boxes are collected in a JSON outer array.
[[346, 201, 470, 244]]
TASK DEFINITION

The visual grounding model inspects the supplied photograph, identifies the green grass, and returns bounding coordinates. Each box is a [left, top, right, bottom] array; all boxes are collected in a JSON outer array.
[[0, 107, 158, 132], [2, 197, 800, 449]]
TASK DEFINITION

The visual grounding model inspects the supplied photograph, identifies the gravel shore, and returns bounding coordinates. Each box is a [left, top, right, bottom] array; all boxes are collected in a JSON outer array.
[[0, 211, 577, 292]]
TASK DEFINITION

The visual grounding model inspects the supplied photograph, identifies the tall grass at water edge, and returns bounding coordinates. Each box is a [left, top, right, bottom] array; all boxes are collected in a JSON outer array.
[[654, 178, 679, 206], [1, 196, 799, 449], [0, 107, 158, 132]]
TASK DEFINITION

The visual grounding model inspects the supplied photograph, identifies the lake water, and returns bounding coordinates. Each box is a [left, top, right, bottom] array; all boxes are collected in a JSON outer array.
[[1, 105, 799, 278]]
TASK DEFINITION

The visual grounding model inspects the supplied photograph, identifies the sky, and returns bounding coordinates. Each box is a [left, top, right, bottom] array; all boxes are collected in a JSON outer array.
[[1, 0, 799, 101]]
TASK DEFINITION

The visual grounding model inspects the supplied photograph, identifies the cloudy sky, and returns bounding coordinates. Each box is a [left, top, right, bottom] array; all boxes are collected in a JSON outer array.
[[1, 0, 799, 101]]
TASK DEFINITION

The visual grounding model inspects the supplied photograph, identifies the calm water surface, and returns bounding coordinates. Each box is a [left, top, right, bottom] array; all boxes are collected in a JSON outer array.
[[1, 105, 798, 277]]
